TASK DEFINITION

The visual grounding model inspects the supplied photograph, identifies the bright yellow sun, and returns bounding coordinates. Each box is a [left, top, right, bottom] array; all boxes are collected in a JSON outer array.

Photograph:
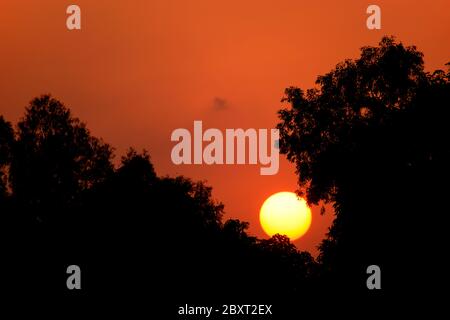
[[260, 192, 312, 241]]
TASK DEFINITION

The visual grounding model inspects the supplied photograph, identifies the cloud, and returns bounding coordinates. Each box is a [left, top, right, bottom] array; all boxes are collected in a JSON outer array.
[[212, 97, 229, 110]]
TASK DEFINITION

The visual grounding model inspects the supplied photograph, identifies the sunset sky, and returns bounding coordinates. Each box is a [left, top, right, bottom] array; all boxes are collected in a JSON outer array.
[[1, 0, 449, 255]]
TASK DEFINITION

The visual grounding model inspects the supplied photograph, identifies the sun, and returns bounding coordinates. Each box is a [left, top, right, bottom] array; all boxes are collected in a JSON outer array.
[[259, 192, 312, 241]]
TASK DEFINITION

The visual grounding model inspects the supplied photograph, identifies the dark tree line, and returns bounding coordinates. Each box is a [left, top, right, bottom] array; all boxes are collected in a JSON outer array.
[[0, 95, 315, 310]]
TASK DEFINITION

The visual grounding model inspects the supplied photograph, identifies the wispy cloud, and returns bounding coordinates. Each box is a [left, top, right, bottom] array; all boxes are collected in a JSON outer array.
[[212, 97, 229, 111]]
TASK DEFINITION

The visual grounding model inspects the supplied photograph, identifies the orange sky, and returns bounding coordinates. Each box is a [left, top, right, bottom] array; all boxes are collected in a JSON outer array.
[[1, 0, 449, 255]]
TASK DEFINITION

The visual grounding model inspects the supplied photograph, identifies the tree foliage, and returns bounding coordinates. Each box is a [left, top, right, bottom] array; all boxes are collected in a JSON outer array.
[[0, 94, 313, 301], [277, 36, 450, 292], [10, 95, 113, 215]]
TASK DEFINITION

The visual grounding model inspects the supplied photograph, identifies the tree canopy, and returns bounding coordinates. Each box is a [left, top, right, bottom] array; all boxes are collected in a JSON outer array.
[[277, 36, 450, 294], [1, 94, 313, 303]]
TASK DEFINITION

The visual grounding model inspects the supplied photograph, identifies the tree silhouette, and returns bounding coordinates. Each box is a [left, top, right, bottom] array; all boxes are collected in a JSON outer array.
[[277, 36, 450, 296], [10, 95, 114, 222], [0, 116, 13, 202], [1, 95, 314, 305]]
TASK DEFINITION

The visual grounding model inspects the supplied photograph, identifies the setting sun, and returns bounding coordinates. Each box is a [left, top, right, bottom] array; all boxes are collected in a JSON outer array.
[[260, 192, 312, 241]]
